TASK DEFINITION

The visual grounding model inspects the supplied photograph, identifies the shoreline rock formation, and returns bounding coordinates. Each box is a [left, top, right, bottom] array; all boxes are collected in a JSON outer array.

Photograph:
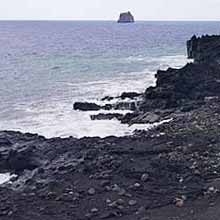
[[2, 35, 220, 219], [118, 11, 135, 23], [187, 35, 220, 65]]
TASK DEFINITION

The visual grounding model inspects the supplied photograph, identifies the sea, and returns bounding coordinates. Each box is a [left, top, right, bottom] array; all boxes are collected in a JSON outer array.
[[0, 21, 220, 138]]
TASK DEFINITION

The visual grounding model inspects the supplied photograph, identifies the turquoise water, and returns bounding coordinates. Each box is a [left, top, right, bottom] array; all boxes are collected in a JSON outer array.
[[0, 21, 220, 137]]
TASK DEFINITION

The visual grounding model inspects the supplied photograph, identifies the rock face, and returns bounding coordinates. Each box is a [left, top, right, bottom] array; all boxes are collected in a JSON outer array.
[[140, 63, 220, 111], [187, 35, 220, 65], [118, 11, 134, 23], [140, 35, 220, 112]]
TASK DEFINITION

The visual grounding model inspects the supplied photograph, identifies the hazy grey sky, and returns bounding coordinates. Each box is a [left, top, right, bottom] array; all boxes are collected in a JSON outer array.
[[1, 0, 220, 20]]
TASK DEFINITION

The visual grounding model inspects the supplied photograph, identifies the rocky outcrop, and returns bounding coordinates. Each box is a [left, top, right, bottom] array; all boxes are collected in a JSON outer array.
[[118, 11, 134, 23], [140, 35, 220, 112], [73, 101, 137, 111], [90, 113, 124, 121], [74, 35, 220, 125], [101, 92, 141, 101], [187, 35, 220, 65], [120, 92, 141, 99], [2, 99, 220, 219], [129, 112, 160, 124], [140, 63, 220, 111], [73, 102, 112, 111]]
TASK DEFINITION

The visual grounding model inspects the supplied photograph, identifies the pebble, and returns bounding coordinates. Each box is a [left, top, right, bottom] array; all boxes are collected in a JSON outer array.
[[88, 188, 96, 195], [112, 184, 121, 192], [175, 198, 184, 207], [118, 188, 126, 196], [208, 186, 216, 193], [106, 198, 111, 203], [209, 202, 215, 207], [7, 211, 13, 216], [116, 198, 125, 205], [141, 173, 149, 182], [136, 206, 146, 215], [91, 208, 98, 213], [100, 180, 110, 187], [134, 183, 141, 188], [128, 200, 137, 206]]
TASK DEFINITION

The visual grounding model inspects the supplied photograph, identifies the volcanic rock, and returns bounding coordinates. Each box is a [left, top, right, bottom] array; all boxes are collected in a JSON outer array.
[[90, 113, 124, 121], [73, 102, 101, 111], [118, 11, 135, 23], [187, 35, 220, 65]]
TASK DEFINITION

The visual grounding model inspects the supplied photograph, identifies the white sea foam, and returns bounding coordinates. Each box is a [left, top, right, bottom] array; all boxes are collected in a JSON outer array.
[[0, 173, 16, 185], [0, 55, 188, 138], [0, 101, 172, 138]]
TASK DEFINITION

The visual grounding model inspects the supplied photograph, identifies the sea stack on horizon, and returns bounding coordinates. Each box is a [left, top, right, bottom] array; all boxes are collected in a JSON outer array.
[[118, 11, 135, 23]]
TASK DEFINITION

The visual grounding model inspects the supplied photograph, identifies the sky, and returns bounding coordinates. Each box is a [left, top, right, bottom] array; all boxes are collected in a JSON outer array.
[[1, 0, 220, 20]]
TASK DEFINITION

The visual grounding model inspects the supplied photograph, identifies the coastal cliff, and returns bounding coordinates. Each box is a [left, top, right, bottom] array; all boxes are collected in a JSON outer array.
[[139, 35, 220, 112], [2, 36, 220, 220], [118, 11, 134, 23], [187, 35, 220, 65]]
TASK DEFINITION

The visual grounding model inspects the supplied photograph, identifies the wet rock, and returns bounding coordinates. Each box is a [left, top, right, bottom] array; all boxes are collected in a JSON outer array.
[[6, 147, 40, 172], [88, 188, 96, 195], [128, 200, 137, 206], [116, 198, 125, 205], [90, 113, 124, 121], [121, 112, 139, 124], [134, 183, 141, 188], [120, 92, 141, 100], [130, 112, 160, 124], [101, 96, 114, 101], [117, 188, 126, 196], [175, 198, 184, 207], [136, 206, 146, 215], [90, 208, 98, 213], [141, 173, 149, 182], [0, 138, 12, 147], [73, 102, 101, 111], [100, 180, 110, 187]]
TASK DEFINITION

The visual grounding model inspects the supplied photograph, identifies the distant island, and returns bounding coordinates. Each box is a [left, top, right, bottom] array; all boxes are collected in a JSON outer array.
[[118, 11, 135, 23]]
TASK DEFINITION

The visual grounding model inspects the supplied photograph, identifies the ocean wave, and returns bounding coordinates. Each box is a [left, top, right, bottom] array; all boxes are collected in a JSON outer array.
[[124, 54, 191, 68], [0, 54, 189, 138]]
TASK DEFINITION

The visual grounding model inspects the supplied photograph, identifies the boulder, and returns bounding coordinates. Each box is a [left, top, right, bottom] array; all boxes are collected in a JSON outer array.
[[101, 96, 114, 101], [120, 112, 139, 124], [90, 113, 124, 121], [73, 102, 101, 111], [120, 92, 141, 100], [6, 147, 40, 172], [130, 112, 160, 124]]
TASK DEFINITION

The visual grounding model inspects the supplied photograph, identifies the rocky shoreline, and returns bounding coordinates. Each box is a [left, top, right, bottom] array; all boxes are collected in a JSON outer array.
[[1, 35, 220, 220]]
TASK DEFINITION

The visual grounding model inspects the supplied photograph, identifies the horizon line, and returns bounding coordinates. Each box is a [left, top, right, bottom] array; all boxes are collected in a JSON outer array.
[[0, 19, 220, 22]]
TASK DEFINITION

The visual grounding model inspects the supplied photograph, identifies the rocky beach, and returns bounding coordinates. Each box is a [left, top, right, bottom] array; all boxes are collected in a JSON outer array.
[[1, 35, 220, 220]]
